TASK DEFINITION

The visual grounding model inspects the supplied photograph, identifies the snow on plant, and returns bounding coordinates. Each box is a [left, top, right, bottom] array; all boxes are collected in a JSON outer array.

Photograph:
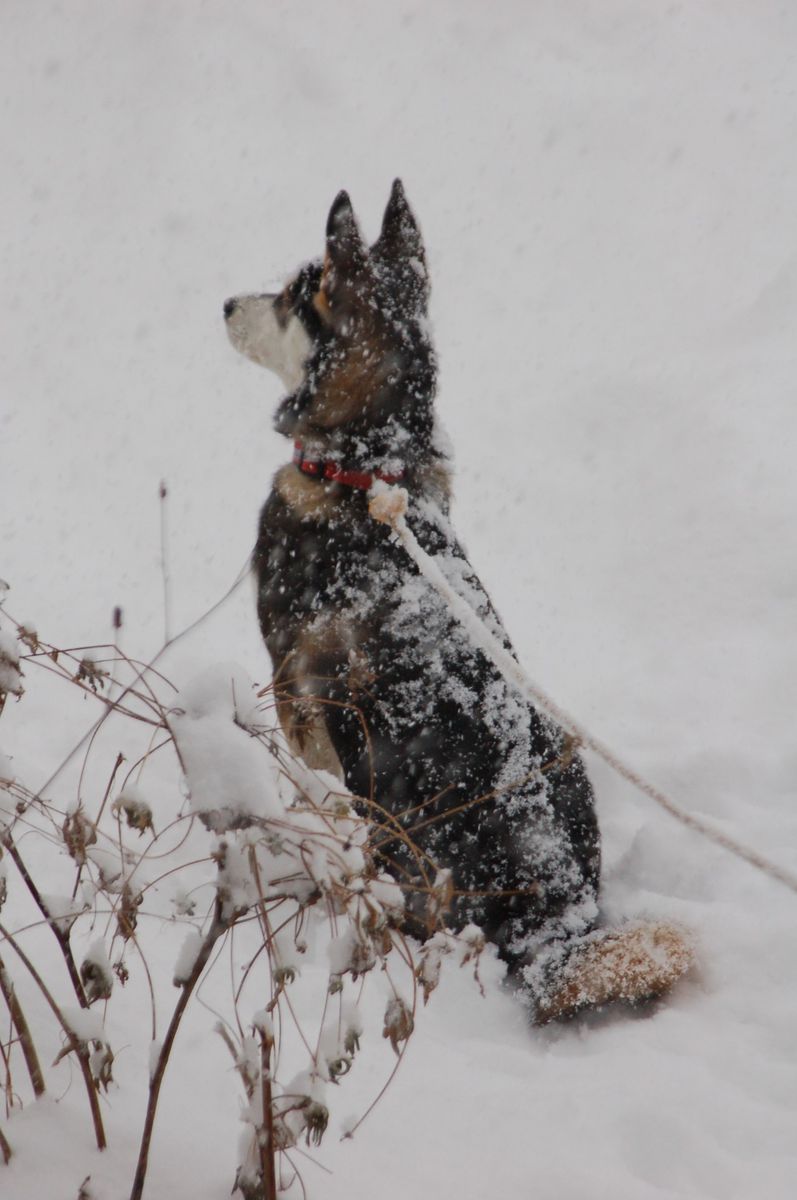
[[0, 630, 23, 711], [80, 938, 115, 1003], [0, 606, 485, 1198]]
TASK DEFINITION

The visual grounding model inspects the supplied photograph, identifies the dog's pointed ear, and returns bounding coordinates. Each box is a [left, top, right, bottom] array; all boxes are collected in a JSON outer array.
[[321, 191, 371, 316], [372, 179, 429, 314], [375, 180, 424, 261], [325, 190, 367, 274]]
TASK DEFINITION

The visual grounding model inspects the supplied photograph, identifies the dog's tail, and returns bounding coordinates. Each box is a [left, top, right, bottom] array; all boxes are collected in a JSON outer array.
[[523, 920, 695, 1025]]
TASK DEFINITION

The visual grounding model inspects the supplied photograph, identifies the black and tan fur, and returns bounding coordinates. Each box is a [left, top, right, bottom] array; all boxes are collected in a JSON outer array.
[[224, 182, 692, 1021]]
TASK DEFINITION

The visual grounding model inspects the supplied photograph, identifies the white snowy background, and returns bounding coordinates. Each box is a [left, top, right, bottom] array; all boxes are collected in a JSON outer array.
[[2, 2, 797, 1197]]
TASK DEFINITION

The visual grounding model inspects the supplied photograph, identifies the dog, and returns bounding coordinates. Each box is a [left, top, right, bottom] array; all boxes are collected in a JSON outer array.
[[224, 181, 692, 1022]]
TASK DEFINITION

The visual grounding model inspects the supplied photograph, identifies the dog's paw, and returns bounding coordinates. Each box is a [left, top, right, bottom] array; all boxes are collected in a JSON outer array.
[[527, 920, 695, 1025]]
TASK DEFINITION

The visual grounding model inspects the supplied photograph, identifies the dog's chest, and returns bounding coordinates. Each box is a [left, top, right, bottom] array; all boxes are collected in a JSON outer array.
[[253, 484, 543, 775]]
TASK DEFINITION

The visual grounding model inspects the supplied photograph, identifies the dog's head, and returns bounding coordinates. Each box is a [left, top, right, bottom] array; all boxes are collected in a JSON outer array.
[[224, 181, 436, 449]]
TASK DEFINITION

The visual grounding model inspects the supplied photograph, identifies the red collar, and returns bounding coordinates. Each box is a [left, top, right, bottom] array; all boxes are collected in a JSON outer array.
[[292, 440, 405, 491]]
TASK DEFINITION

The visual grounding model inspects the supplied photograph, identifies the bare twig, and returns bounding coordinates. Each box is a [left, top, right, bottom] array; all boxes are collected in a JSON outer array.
[[0, 953, 45, 1098], [2, 834, 89, 1009], [2, 557, 250, 807], [2, 600, 444, 1198], [159, 481, 172, 644], [259, 1029, 278, 1200], [72, 751, 125, 902], [0, 924, 106, 1151], [129, 901, 228, 1200]]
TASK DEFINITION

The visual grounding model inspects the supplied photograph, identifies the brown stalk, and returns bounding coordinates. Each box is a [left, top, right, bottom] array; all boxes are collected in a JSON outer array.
[[0, 923, 105, 1150], [0, 952, 45, 1098], [129, 900, 228, 1200], [259, 1029, 278, 1200], [159, 480, 172, 644], [2, 833, 89, 1009]]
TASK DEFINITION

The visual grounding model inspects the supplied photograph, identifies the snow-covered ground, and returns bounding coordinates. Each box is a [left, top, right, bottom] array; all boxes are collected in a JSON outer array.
[[2, 3, 797, 1197]]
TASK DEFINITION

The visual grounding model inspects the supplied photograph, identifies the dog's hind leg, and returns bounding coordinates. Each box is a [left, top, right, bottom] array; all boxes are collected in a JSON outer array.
[[271, 611, 376, 782], [274, 691, 345, 779]]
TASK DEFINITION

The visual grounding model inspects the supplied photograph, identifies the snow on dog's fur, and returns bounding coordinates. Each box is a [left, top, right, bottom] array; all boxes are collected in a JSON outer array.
[[224, 181, 692, 1021]]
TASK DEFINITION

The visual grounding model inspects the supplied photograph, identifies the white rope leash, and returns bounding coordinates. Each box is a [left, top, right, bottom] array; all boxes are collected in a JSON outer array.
[[368, 485, 797, 897]]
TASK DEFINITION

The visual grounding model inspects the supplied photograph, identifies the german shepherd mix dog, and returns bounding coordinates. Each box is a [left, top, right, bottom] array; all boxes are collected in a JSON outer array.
[[224, 182, 692, 1022]]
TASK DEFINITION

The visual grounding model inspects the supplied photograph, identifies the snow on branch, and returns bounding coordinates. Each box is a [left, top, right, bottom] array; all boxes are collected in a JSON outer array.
[[0, 606, 485, 1199]]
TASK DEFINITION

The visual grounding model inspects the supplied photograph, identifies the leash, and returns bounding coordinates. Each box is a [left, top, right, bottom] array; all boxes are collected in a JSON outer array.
[[368, 484, 797, 899]]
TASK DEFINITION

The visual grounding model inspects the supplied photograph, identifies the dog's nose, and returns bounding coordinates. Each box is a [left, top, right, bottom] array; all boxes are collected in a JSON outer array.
[[223, 297, 238, 320]]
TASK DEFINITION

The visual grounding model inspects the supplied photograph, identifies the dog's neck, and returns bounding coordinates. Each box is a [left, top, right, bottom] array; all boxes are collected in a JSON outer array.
[[274, 313, 438, 475], [291, 439, 405, 491], [281, 393, 442, 476]]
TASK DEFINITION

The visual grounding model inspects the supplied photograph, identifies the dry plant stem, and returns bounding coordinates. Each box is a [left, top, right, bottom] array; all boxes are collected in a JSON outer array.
[[245, 850, 311, 1060], [246, 851, 296, 1195], [2, 834, 89, 1009], [0, 924, 106, 1151], [259, 1030, 278, 1200], [24, 656, 163, 727], [87, 749, 125, 830], [0, 1124, 11, 1166], [120, 930, 157, 1043], [0, 953, 45, 1098], [73, 750, 126, 902], [129, 902, 228, 1200], [159, 480, 172, 644], [118, 737, 172, 795], [1, 1034, 12, 1109], [386, 742, 574, 847], [4, 559, 250, 808], [216, 1025, 249, 1085]]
